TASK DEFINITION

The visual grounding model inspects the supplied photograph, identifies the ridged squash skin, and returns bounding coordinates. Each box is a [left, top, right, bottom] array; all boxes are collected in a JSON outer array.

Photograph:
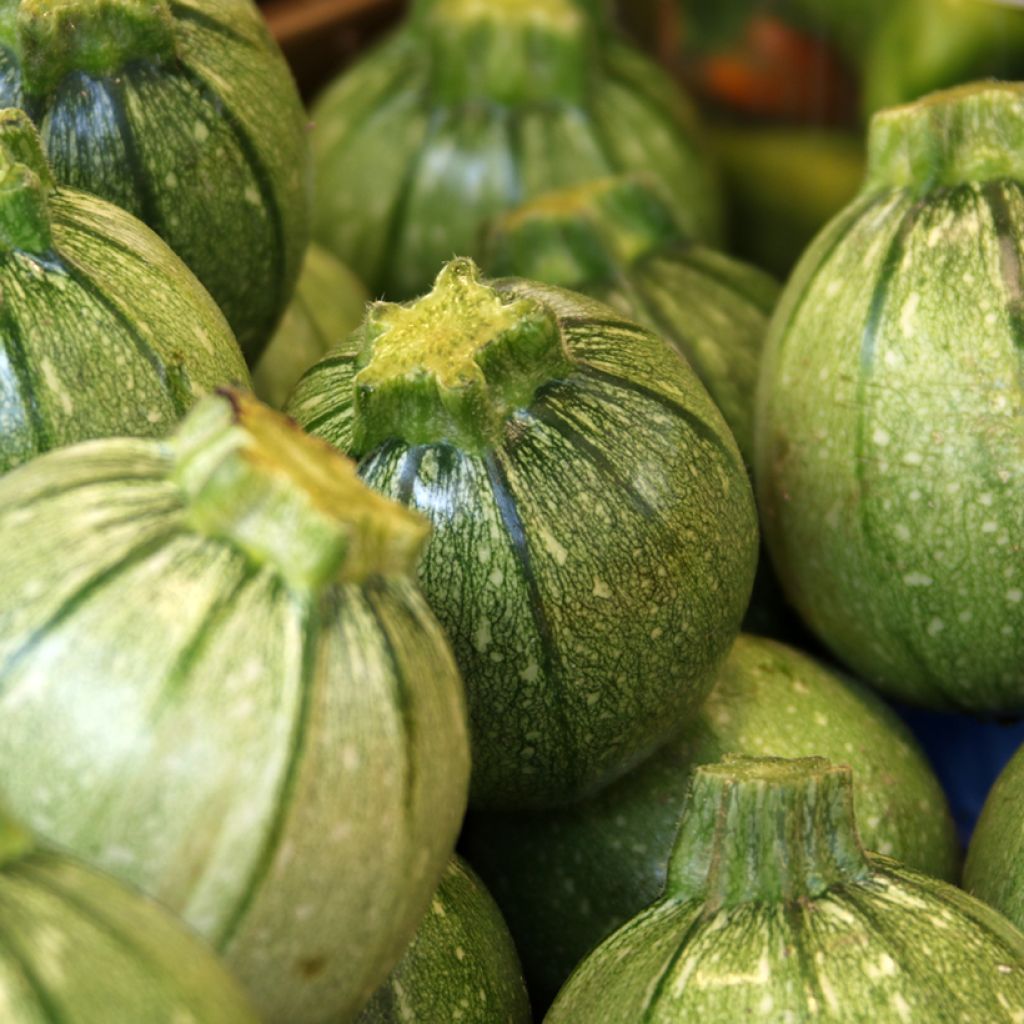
[[0, 393, 470, 1024], [755, 83, 1024, 712], [0, 0, 310, 360], [253, 244, 368, 409], [0, 810, 261, 1022], [464, 635, 958, 1007], [357, 856, 531, 1024], [545, 757, 1024, 1024], [486, 175, 778, 466], [0, 109, 248, 474], [965, 742, 1024, 934], [311, 0, 720, 301], [287, 260, 758, 809]]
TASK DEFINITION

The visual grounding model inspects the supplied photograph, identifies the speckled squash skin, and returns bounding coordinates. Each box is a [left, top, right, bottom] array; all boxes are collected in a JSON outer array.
[[486, 175, 778, 466], [311, 0, 721, 300], [0, 810, 261, 1022], [0, 0, 310, 360], [756, 83, 1024, 711], [464, 635, 958, 1008], [0, 109, 248, 475], [965, 742, 1024, 934], [0, 393, 470, 1024], [357, 856, 531, 1024], [253, 244, 368, 409], [287, 260, 758, 809], [545, 758, 1024, 1024]]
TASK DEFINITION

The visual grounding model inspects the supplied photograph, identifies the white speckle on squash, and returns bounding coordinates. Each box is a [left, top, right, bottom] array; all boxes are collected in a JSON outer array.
[[194, 121, 210, 142], [903, 572, 933, 587], [539, 528, 568, 565], [592, 577, 611, 599], [891, 992, 912, 1022], [1007, 589, 1023, 603]]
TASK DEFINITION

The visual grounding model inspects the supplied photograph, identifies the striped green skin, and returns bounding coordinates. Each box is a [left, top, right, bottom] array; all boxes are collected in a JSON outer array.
[[463, 634, 959, 1008], [288, 282, 758, 809], [253, 243, 368, 410], [545, 859, 1024, 1023], [0, 0, 310, 361], [0, 185, 249, 474], [312, 17, 720, 301], [0, 847, 260, 1022], [756, 180, 1024, 711], [0, 439, 470, 1023], [965, 743, 1024, 936], [358, 856, 531, 1024]]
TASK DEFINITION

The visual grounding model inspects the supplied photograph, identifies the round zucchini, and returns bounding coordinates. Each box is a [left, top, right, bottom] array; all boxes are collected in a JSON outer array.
[[756, 82, 1024, 711], [464, 635, 959, 1007], [311, 0, 721, 300], [0, 806, 260, 1022], [547, 756, 1024, 1022], [287, 258, 758, 809], [0, 391, 470, 1023], [0, 108, 248, 475], [0, 0, 311, 360], [358, 856, 531, 1024]]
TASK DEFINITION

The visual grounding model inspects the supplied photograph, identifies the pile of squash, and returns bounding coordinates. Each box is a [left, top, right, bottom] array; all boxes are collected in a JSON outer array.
[[0, 0, 1021, 1021]]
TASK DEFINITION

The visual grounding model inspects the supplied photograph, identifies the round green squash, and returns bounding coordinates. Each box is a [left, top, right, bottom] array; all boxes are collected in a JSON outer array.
[[0, 0, 310, 360], [0, 107, 248, 474], [311, 0, 721, 301], [965, 742, 1024, 935], [253, 243, 368, 409], [486, 175, 779, 466], [464, 634, 959, 1008], [0, 806, 260, 1022], [756, 82, 1024, 712], [358, 856, 531, 1024], [0, 391, 471, 1024], [546, 756, 1024, 1023], [287, 258, 758, 809]]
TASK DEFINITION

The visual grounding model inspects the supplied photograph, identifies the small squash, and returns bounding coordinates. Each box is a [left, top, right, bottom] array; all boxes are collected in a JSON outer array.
[[0, 805, 260, 1022], [756, 82, 1024, 712], [0, 391, 470, 1024], [0, 108, 248, 474], [287, 259, 758, 809], [464, 635, 958, 1007], [546, 756, 1024, 1023], [358, 856, 531, 1024], [0, 0, 311, 359], [311, 0, 721, 300]]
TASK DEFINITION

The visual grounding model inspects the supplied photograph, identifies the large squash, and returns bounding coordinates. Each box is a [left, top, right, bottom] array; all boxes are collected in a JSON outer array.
[[287, 258, 758, 809], [311, 0, 721, 300], [0, 108, 248, 474], [0, 391, 470, 1023], [756, 82, 1024, 711], [0, 0, 310, 359]]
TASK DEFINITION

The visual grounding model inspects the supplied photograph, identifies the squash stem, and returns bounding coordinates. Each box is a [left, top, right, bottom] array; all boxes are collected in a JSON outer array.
[[172, 390, 429, 592], [865, 82, 1024, 196], [1, 0, 177, 99], [351, 258, 573, 455], [666, 756, 871, 911], [0, 107, 53, 254]]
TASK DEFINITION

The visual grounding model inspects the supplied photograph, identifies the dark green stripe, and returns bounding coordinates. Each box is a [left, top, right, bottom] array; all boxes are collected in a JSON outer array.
[[573, 364, 743, 476], [983, 180, 1024, 353], [365, 583, 418, 814], [0, 310, 49, 456], [781, 898, 829, 1015], [483, 450, 575, 790], [176, 63, 286, 332], [312, 351, 359, 372], [395, 445, 425, 505], [214, 590, 318, 950], [59, 254, 186, 414], [297, 398, 346, 440], [150, 559, 258, 719], [557, 314, 640, 334], [0, 468, 170, 513], [169, 2, 252, 46], [638, 912, 715, 1021], [0, 527, 181, 690], [103, 75, 164, 234], [504, 103, 527, 206], [0, 918, 66, 1022], [522, 401, 656, 518]]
